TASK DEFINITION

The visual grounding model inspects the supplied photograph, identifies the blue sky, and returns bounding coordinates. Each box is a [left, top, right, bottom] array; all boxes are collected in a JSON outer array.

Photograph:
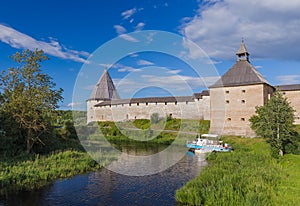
[[1, 0, 300, 110]]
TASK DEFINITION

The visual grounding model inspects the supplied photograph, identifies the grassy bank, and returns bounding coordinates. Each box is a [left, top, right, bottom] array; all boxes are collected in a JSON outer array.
[[176, 136, 300, 206], [92, 119, 210, 145], [0, 150, 113, 194]]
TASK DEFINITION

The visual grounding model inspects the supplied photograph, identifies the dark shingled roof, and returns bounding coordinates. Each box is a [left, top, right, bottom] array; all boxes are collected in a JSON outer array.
[[276, 84, 300, 91], [95, 96, 195, 106], [88, 70, 120, 101], [209, 60, 270, 88], [193, 90, 209, 99]]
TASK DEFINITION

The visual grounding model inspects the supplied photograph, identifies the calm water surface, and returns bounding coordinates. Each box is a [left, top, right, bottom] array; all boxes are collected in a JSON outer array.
[[0, 151, 206, 206]]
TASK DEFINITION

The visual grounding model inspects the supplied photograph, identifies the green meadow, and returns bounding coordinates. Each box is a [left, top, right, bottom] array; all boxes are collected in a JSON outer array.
[[176, 136, 300, 206]]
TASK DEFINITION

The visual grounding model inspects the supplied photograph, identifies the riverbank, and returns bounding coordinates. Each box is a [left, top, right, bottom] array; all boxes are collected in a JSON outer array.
[[176, 136, 300, 205], [0, 150, 113, 195]]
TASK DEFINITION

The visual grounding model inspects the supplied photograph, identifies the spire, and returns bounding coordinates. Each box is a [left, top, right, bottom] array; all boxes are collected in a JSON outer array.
[[89, 69, 120, 100], [236, 39, 249, 61]]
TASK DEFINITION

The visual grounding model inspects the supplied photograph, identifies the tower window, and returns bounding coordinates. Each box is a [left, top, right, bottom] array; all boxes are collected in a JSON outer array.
[[155, 102, 158, 105], [165, 102, 167, 105], [175, 101, 177, 105], [186, 101, 188, 104], [146, 102, 148, 106], [137, 103, 139, 106], [129, 103, 131, 106]]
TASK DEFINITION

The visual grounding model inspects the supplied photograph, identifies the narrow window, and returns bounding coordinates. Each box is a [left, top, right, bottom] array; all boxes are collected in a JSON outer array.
[[186, 101, 188, 105], [129, 103, 131, 106], [227, 118, 231, 121], [146, 102, 148, 106], [155, 102, 158, 105], [175, 101, 177, 105], [226, 90, 229, 94], [165, 102, 167, 105], [242, 90, 246, 93], [241, 118, 245, 121], [241, 100, 245, 103], [126, 114, 129, 119], [226, 100, 230, 104], [137, 103, 139, 106]]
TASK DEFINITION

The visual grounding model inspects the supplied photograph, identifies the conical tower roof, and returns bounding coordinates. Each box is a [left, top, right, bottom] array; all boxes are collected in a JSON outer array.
[[89, 69, 120, 100]]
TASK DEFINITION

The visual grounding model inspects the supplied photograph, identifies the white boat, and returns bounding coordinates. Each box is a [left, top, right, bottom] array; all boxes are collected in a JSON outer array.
[[186, 135, 232, 152]]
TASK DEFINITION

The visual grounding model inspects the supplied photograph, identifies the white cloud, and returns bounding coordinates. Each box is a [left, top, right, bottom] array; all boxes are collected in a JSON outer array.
[[121, 8, 137, 19], [276, 75, 300, 85], [0, 24, 89, 63], [113, 25, 126, 35], [119, 34, 139, 42], [116, 64, 142, 72], [135, 22, 145, 31], [137, 59, 154, 66], [181, 0, 300, 61], [67, 102, 83, 107], [113, 25, 139, 42], [167, 69, 181, 74]]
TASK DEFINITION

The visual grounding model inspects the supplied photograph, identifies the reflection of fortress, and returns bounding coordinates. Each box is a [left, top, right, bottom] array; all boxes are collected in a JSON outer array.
[[87, 42, 300, 137]]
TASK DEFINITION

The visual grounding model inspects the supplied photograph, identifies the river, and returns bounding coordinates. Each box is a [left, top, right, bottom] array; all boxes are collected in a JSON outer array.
[[0, 149, 207, 206]]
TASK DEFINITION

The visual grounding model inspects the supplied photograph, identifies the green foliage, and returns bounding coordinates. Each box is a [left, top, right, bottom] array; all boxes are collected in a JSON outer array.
[[250, 91, 298, 156], [133, 119, 150, 129], [176, 136, 294, 206], [150, 113, 160, 124], [60, 120, 78, 139], [0, 49, 63, 153], [0, 150, 112, 194]]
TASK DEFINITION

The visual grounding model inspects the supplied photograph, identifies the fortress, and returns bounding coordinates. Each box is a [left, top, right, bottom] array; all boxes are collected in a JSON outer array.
[[87, 42, 300, 137]]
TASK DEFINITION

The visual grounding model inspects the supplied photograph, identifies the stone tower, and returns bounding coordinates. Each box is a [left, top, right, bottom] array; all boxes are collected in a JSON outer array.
[[209, 41, 274, 137], [87, 69, 120, 123]]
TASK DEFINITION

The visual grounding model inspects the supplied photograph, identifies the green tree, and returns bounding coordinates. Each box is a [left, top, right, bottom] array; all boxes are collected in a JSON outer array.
[[250, 91, 296, 156], [0, 49, 63, 153], [150, 113, 160, 124]]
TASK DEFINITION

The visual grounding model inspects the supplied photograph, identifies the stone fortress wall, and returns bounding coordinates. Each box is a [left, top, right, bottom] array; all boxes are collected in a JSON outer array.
[[87, 42, 300, 136]]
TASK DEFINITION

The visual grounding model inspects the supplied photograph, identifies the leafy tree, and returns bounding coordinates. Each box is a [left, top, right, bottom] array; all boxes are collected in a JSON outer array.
[[150, 113, 160, 124], [0, 49, 63, 153], [250, 91, 297, 156]]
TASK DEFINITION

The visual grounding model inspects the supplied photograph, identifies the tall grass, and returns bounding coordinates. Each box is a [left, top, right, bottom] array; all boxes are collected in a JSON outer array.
[[176, 137, 290, 206], [0, 150, 113, 194]]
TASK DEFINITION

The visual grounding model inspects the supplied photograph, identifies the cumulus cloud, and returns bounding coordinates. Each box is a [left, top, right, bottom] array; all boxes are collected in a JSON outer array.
[[0, 24, 89, 63], [181, 0, 300, 61]]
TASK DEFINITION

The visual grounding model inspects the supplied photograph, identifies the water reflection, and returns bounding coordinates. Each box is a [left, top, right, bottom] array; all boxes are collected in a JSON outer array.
[[0, 151, 207, 206]]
